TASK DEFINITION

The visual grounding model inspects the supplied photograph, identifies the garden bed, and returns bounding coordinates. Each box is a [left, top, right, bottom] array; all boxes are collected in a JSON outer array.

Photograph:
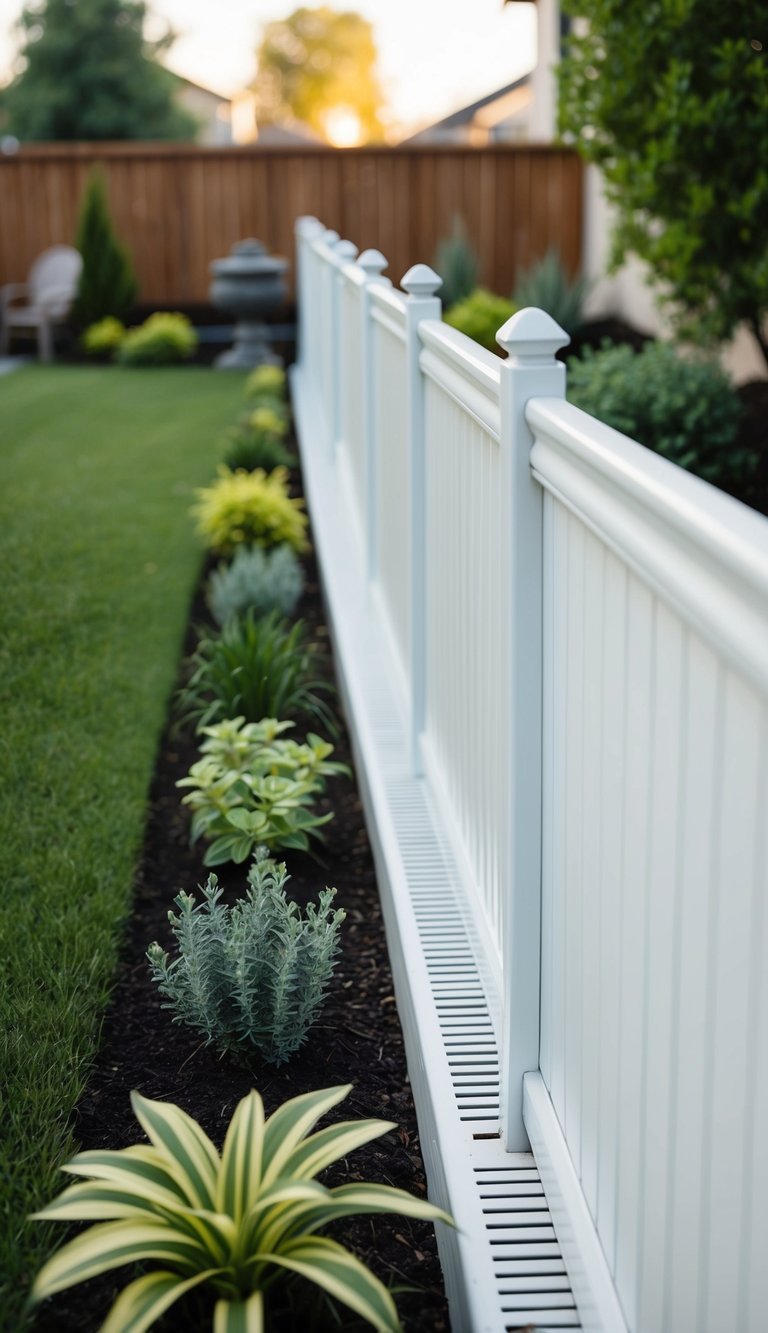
[[31, 463, 450, 1330]]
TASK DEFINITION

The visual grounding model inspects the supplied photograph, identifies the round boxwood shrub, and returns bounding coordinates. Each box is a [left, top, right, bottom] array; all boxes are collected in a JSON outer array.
[[566, 340, 748, 488], [444, 288, 516, 353]]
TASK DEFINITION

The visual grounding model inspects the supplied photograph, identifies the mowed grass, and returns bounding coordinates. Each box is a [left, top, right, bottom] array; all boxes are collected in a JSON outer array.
[[0, 365, 242, 1322]]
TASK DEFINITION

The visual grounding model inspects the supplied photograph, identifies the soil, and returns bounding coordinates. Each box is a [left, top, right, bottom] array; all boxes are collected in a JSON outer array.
[[32, 452, 450, 1330]]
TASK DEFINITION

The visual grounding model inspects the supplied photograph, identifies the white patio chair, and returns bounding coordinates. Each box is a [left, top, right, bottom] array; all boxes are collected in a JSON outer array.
[[0, 246, 83, 362]]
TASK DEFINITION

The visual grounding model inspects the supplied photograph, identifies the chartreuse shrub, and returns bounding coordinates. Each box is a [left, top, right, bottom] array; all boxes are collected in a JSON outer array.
[[444, 288, 516, 353], [222, 405, 295, 473], [245, 363, 287, 401], [117, 312, 197, 366], [177, 716, 348, 863], [0, 365, 244, 1327], [81, 316, 125, 358], [566, 340, 747, 487], [177, 610, 336, 734], [31, 1083, 453, 1332], [434, 216, 479, 309], [208, 544, 304, 627], [512, 251, 591, 337], [193, 466, 309, 557], [148, 851, 344, 1063]]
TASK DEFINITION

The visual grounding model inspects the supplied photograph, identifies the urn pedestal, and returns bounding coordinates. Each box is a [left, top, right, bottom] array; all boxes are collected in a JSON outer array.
[[209, 239, 289, 370]]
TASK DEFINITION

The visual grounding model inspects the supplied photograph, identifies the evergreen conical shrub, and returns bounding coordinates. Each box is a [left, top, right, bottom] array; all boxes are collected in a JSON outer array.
[[73, 170, 138, 328]]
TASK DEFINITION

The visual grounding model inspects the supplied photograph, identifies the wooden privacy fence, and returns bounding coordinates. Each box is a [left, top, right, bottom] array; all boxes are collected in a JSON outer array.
[[292, 217, 768, 1333], [0, 143, 582, 306]]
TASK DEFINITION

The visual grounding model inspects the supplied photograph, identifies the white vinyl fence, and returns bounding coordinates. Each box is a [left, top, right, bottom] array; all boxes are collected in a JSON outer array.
[[292, 216, 768, 1333]]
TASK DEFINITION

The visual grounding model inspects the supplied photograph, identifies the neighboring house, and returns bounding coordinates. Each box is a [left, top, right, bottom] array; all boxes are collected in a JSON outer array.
[[400, 76, 532, 146], [514, 0, 765, 380], [171, 74, 234, 146]]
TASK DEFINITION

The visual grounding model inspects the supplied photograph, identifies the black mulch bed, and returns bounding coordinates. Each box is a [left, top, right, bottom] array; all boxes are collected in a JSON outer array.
[[33, 476, 450, 1330]]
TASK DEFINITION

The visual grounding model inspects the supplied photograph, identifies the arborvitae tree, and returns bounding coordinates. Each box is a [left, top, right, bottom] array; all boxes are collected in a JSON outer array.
[[3, 0, 198, 141], [73, 172, 138, 327], [558, 1, 768, 367]]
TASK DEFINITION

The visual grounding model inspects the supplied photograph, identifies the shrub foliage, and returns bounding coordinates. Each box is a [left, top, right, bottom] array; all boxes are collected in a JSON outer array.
[[207, 543, 304, 627], [193, 466, 309, 556], [558, 1, 768, 365], [117, 312, 197, 366], [444, 288, 516, 353], [148, 853, 345, 1063], [512, 251, 591, 337], [72, 171, 137, 328], [567, 340, 747, 486]]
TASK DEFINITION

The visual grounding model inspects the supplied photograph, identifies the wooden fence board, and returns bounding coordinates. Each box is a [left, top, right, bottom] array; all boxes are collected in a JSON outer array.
[[0, 144, 583, 306]]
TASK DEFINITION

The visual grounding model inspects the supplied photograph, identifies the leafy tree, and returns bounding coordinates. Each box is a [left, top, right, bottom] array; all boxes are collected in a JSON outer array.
[[2, 0, 197, 141], [255, 6, 385, 143], [73, 171, 138, 327], [558, 1, 768, 366]]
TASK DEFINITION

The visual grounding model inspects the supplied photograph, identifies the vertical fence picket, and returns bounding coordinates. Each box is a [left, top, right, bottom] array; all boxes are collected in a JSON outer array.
[[357, 249, 390, 582]]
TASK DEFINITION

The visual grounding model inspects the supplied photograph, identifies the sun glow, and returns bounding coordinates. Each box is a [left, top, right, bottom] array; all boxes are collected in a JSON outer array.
[[322, 105, 364, 148]]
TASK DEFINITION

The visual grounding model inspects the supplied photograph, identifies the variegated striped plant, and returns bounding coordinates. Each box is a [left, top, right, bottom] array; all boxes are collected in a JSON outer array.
[[31, 1083, 453, 1332]]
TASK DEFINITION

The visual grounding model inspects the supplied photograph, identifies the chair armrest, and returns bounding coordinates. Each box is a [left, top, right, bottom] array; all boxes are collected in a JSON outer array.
[[37, 286, 77, 317], [0, 283, 29, 311]]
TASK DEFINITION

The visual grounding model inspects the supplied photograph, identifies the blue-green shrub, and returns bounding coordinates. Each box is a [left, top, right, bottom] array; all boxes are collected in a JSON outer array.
[[567, 340, 747, 486]]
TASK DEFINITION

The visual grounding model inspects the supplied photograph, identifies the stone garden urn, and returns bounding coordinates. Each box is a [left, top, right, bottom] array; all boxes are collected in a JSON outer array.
[[209, 238, 288, 370]]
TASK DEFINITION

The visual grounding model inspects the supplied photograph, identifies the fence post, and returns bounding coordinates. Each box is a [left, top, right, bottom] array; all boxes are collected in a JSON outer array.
[[401, 264, 443, 776], [330, 239, 358, 460], [357, 249, 389, 583], [496, 308, 569, 1152]]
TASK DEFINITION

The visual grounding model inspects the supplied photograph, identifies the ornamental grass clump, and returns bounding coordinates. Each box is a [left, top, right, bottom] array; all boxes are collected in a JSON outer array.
[[193, 466, 308, 556], [177, 716, 348, 863], [177, 610, 336, 735], [221, 404, 295, 473], [117, 312, 197, 366], [207, 543, 304, 627], [30, 1083, 453, 1332], [512, 250, 591, 337], [567, 340, 747, 487], [148, 852, 345, 1063]]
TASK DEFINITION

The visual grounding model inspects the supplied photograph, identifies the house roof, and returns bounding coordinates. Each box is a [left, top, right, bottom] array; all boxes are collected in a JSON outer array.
[[399, 75, 531, 144]]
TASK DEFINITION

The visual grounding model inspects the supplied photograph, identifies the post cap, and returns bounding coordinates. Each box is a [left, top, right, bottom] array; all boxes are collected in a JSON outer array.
[[296, 215, 323, 236], [401, 264, 443, 299], [322, 228, 340, 245], [358, 248, 388, 277], [334, 239, 359, 262], [496, 307, 570, 363]]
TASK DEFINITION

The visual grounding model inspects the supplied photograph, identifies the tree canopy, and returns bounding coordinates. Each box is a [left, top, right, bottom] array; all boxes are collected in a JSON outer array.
[[254, 6, 385, 144], [558, 1, 768, 365], [2, 0, 197, 141]]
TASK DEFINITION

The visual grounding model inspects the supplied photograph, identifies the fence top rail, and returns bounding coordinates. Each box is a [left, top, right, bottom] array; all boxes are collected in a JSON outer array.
[[419, 318, 502, 402], [529, 395, 768, 691], [370, 281, 408, 325]]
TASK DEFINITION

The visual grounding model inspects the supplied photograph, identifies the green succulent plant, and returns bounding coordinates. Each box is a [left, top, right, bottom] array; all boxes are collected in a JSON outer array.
[[31, 1083, 453, 1331]]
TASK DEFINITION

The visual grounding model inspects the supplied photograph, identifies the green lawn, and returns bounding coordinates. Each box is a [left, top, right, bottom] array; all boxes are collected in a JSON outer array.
[[0, 365, 243, 1322]]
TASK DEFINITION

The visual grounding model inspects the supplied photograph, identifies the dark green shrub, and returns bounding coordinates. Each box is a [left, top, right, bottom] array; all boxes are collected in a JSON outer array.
[[567, 340, 748, 486], [434, 217, 479, 310], [513, 251, 591, 337], [177, 609, 337, 735], [444, 288, 516, 353], [117, 312, 197, 366], [207, 543, 304, 626], [72, 171, 137, 328], [148, 853, 345, 1062]]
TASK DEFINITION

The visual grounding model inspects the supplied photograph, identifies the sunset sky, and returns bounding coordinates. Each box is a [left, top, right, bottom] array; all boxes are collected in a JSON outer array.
[[0, 0, 538, 135]]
